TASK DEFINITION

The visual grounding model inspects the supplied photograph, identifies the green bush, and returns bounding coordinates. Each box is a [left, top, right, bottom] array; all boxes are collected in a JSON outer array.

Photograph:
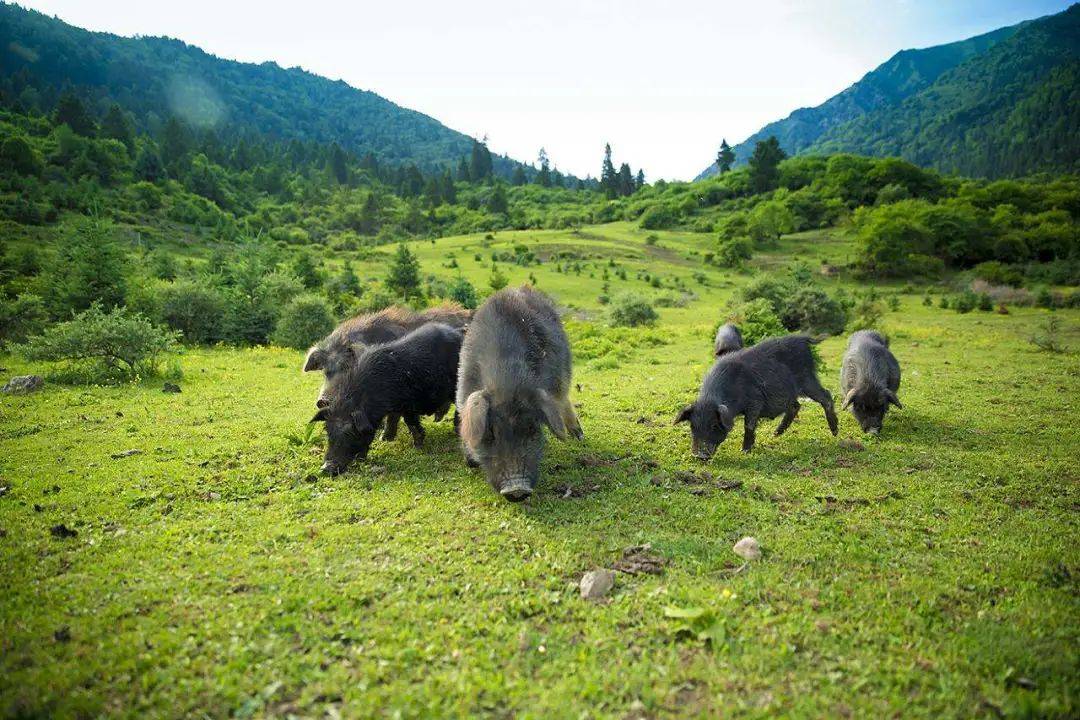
[[272, 294, 336, 350], [19, 303, 179, 383], [717, 236, 753, 267], [0, 292, 48, 347], [158, 281, 228, 344], [44, 217, 128, 315], [778, 287, 848, 335], [448, 277, 479, 309], [608, 293, 658, 327], [973, 261, 1023, 287], [953, 291, 978, 313], [639, 205, 678, 230], [726, 298, 785, 345]]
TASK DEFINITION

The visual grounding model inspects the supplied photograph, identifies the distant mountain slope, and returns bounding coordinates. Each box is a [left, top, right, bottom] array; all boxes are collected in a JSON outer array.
[[697, 5, 1079, 180], [806, 5, 1080, 178], [0, 3, 523, 175]]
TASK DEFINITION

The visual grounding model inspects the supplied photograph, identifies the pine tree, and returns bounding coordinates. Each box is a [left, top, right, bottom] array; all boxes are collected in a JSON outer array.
[[600, 143, 617, 198], [635, 169, 645, 189], [134, 142, 166, 182], [160, 117, 192, 174], [386, 244, 422, 299], [53, 90, 95, 136], [617, 163, 634, 197], [470, 139, 493, 182], [748, 136, 786, 193], [536, 148, 551, 187], [511, 166, 527, 186], [328, 143, 348, 185], [487, 183, 508, 214], [457, 157, 471, 182], [440, 169, 457, 204], [716, 139, 735, 174], [358, 192, 380, 235], [100, 104, 135, 155]]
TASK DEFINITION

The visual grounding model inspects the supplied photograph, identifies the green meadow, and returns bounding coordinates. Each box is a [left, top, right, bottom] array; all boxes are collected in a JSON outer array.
[[2, 224, 1077, 718]]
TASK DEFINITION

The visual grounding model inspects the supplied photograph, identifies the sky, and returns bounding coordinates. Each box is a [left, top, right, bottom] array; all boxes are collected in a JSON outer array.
[[17, 0, 1073, 180]]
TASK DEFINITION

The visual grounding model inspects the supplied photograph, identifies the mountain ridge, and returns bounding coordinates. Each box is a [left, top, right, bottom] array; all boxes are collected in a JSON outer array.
[[696, 6, 1078, 180]]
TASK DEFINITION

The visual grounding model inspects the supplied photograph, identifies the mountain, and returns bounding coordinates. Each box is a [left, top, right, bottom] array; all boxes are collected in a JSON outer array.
[[0, 2, 524, 176], [697, 4, 1079, 180]]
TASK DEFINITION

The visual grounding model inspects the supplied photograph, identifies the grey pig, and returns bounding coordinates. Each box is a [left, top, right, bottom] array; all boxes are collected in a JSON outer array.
[[456, 286, 583, 502], [840, 330, 902, 434]]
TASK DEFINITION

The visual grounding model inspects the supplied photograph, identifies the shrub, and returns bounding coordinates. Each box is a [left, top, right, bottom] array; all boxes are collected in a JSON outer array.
[[488, 265, 509, 292], [1030, 317, 1065, 353], [738, 276, 789, 313], [608, 293, 658, 327], [726, 298, 785, 345], [973, 261, 1023, 288], [716, 236, 753, 267], [639, 205, 678, 230], [779, 287, 848, 335], [272, 294, 336, 350], [19, 303, 178, 383], [448, 277, 479, 309], [0, 293, 48, 347], [158, 281, 228, 344], [977, 293, 994, 312], [849, 293, 884, 331], [953, 291, 977, 313]]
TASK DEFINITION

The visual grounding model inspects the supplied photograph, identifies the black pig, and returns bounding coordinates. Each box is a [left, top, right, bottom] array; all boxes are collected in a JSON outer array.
[[676, 334, 838, 457], [840, 330, 902, 434], [714, 323, 744, 357], [304, 302, 470, 439], [312, 323, 463, 475], [456, 286, 583, 502]]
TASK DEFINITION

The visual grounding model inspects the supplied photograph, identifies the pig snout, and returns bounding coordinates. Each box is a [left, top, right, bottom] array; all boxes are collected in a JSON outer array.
[[691, 441, 717, 461], [499, 477, 533, 502], [321, 460, 346, 476]]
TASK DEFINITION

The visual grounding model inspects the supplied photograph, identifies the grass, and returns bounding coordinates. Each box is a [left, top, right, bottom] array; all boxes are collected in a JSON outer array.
[[1, 223, 1078, 718]]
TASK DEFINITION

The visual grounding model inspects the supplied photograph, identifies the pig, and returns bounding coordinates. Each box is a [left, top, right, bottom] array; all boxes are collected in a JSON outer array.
[[304, 302, 470, 439], [676, 334, 838, 458], [311, 323, 463, 476], [456, 286, 583, 502], [714, 323, 744, 357], [840, 330, 902, 434]]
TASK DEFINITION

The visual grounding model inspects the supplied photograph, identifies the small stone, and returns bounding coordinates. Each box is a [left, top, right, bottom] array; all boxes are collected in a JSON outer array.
[[162, 382, 181, 394], [733, 536, 761, 561], [579, 569, 615, 600], [2, 375, 44, 394]]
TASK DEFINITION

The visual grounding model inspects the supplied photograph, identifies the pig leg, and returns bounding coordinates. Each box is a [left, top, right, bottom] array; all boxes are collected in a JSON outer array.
[[742, 412, 759, 453], [453, 410, 460, 435], [801, 379, 839, 436], [433, 402, 451, 422], [775, 402, 800, 436], [383, 414, 401, 441], [404, 414, 426, 448]]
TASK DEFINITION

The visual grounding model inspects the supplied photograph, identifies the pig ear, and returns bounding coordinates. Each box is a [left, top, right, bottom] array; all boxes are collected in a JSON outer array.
[[346, 342, 366, 359], [303, 347, 326, 372], [884, 390, 903, 409], [841, 387, 858, 411], [351, 408, 372, 433], [674, 404, 694, 425], [310, 408, 329, 423], [538, 389, 581, 441], [715, 403, 734, 430], [460, 390, 490, 451]]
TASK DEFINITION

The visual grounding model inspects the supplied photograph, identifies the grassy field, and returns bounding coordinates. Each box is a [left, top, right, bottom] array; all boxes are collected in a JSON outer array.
[[2, 223, 1078, 718]]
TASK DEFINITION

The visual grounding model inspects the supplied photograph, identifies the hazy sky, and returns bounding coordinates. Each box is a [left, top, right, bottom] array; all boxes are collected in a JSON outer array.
[[18, 0, 1072, 180]]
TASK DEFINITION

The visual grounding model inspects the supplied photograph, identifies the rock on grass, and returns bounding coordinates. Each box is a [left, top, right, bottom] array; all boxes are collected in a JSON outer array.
[[2, 375, 43, 394], [733, 536, 761, 561], [580, 569, 615, 600]]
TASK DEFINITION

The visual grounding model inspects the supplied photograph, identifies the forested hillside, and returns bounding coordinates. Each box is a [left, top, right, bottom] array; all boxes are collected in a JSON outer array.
[[0, 2, 530, 176], [697, 4, 1079, 180]]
